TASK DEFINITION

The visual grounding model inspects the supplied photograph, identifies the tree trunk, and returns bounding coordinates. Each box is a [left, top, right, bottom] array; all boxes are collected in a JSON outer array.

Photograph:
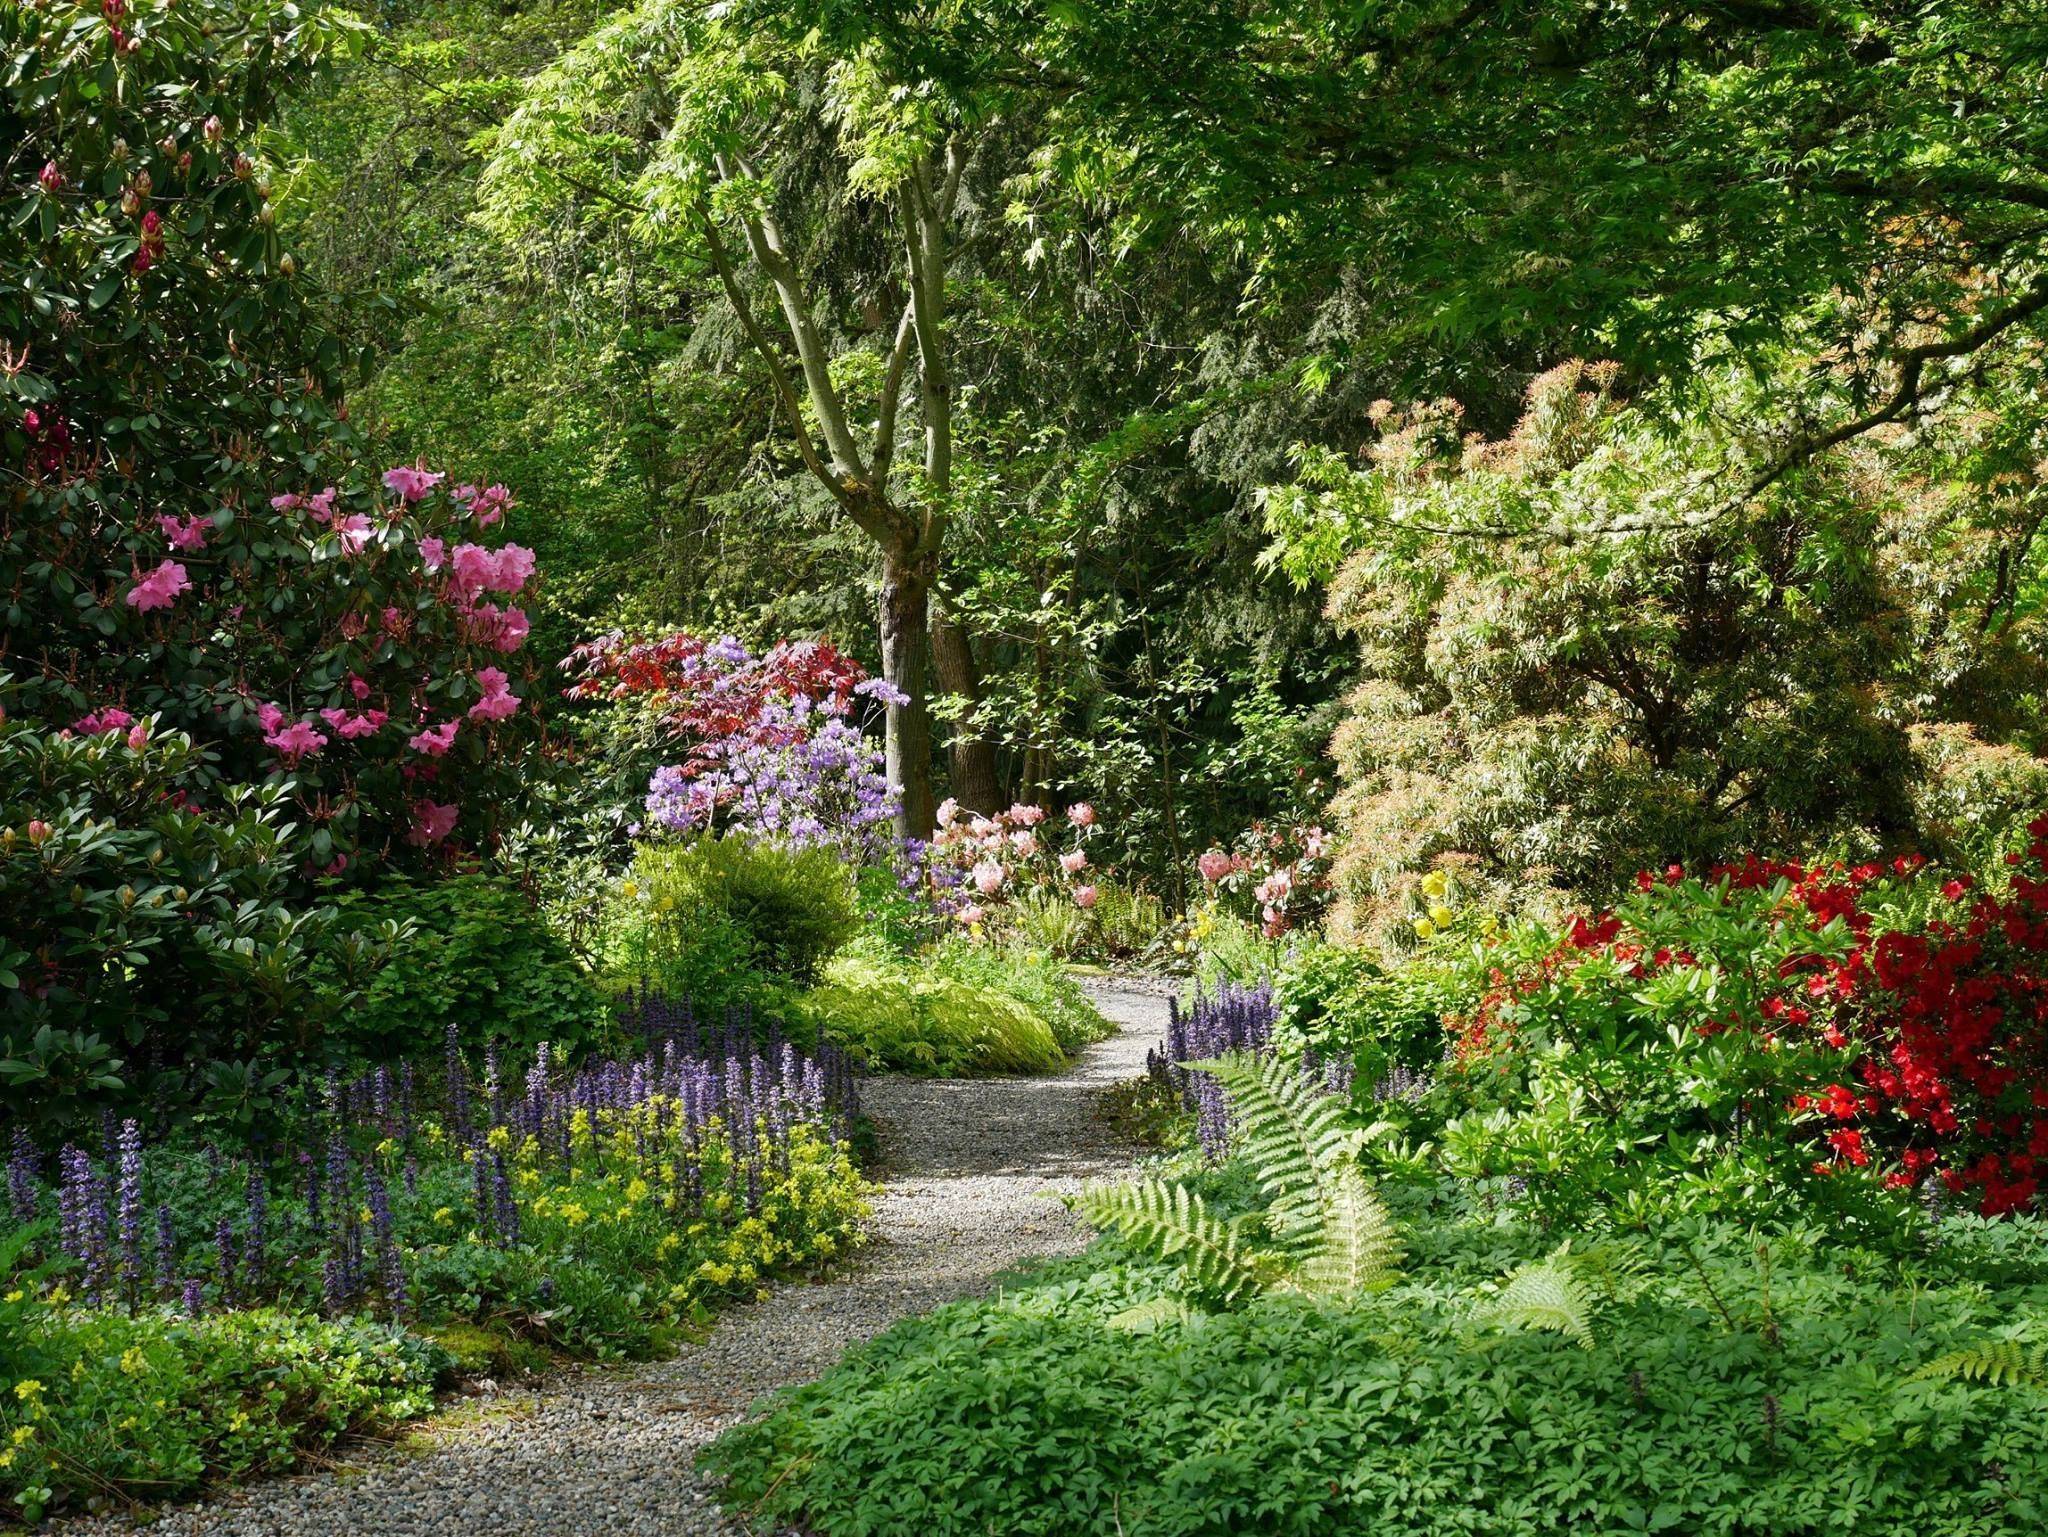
[[931, 611, 1002, 814], [880, 542, 938, 839]]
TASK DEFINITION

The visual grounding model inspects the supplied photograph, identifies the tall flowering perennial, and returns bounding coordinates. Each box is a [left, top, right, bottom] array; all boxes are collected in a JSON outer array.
[[1453, 831, 2048, 1217]]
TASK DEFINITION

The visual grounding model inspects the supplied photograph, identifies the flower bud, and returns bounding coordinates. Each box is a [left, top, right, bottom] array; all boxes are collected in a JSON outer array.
[[26, 821, 52, 846], [203, 115, 223, 144], [111, 138, 130, 163], [258, 203, 274, 226], [278, 252, 296, 277], [38, 161, 62, 194], [234, 153, 253, 181]]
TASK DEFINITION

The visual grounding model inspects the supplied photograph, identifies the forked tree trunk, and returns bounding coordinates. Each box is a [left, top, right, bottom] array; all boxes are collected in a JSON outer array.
[[880, 542, 938, 839], [931, 611, 1002, 814]]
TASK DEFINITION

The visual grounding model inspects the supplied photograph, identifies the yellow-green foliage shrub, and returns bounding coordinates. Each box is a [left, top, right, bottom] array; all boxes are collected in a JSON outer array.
[[804, 949, 1066, 1075]]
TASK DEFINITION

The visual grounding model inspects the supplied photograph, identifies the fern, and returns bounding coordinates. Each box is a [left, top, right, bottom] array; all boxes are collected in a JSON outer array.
[[1072, 1178, 1266, 1306], [1472, 1246, 1601, 1348], [1185, 1052, 1354, 1245], [1296, 1162, 1404, 1296], [1073, 1051, 1401, 1308], [1913, 1340, 2048, 1389]]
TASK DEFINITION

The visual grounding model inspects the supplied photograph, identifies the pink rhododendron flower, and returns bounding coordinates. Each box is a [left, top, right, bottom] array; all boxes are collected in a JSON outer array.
[[449, 542, 497, 594], [125, 721, 150, 751], [263, 720, 327, 760], [1073, 884, 1100, 909], [971, 860, 1005, 896], [457, 483, 513, 525], [1198, 848, 1234, 882], [467, 666, 521, 723], [125, 560, 190, 612], [269, 492, 303, 512], [935, 798, 961, 828], [72, 708, 134, 734], [320, 708, 387, 740], [382, 465, 445, 503], [334, 513, 373, 554], [1008, 803, 1046, 826], [408, 720, 459, 757], [156, 512, 209, 552], [406, 799, 459, 846], [307, 487, 338, 524], [1061, 849, 1089, 874], [1010, 830, 1038, 857], [418, 536, 445, 572], [1067, 802, 1096, 827], [493, 606, 530, 652], [348, 674, 371, 701], [954, 903, 986, 927], [255, 701, 286, 734], [492, 544, 536, 594]]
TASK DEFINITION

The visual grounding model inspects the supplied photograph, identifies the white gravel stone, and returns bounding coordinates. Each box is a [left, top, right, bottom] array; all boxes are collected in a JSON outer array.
[[65, 982, 1165, 1537]]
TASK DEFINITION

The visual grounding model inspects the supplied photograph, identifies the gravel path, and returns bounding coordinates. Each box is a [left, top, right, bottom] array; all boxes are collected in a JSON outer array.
[[75, 981, 1165, 1537]]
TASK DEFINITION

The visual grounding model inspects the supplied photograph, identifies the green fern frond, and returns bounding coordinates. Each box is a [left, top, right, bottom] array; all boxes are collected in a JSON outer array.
[[1294, 1162, 1404, 1295], [1472, 1249, 1600, 1348], [1186, 1052, 1360, 1245], [1072, 1178, 1265, 1305], [1913, 1341, 2048, 1389]]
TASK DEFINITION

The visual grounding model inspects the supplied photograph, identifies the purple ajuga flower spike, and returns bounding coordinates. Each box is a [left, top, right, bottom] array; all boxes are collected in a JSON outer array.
[[182, 1277, 204, 1315], [365, 1161, 406, 1314], [214, 1218, 237, 1306], [115, 1119, 143, 1307], [7, 1127, 38, 1223], [244, 1167, 268, 1286]]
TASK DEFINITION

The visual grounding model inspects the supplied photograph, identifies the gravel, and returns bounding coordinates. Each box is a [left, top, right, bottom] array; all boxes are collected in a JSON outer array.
[[67, 981, 1166, 1537]]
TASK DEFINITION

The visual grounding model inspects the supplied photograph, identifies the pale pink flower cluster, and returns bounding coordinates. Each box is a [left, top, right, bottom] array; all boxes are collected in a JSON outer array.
[[928, 798, 1103, 927]]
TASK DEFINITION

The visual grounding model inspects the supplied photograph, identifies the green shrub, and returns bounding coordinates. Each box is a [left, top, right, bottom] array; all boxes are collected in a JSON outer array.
[[0, 1303, 439, 1522], [927, 939, 1112, 1054], [326, 875, 608, 1059], [803, 946, 1067, 1075], [1271, 939, 1456, 1086], [611, 838, 858, 989]]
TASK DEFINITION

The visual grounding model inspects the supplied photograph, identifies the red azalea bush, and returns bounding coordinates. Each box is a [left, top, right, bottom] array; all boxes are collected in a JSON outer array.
[[1444, 831, 2048, 1218]]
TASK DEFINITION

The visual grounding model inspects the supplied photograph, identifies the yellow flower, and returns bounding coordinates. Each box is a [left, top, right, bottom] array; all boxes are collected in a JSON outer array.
[[1421, 869, 1448, 899], [560, 1203, 589, 1226], [433, 1206, 455, 1225], [625, 1178, 650, 1206], [14, 1380, 43, 1401], [119, 1347, 149, 1377], [3, 1289, 21, 1304], [1429, 903, 1454, 929], [0, 1448, 13, 1469], [1412, 917, 1436, 940], [10, 1426, 34, 1446]]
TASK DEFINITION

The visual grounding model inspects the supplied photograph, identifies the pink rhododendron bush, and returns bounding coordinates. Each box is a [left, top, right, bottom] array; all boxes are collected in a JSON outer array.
[[0, 0, 553, 1109]]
